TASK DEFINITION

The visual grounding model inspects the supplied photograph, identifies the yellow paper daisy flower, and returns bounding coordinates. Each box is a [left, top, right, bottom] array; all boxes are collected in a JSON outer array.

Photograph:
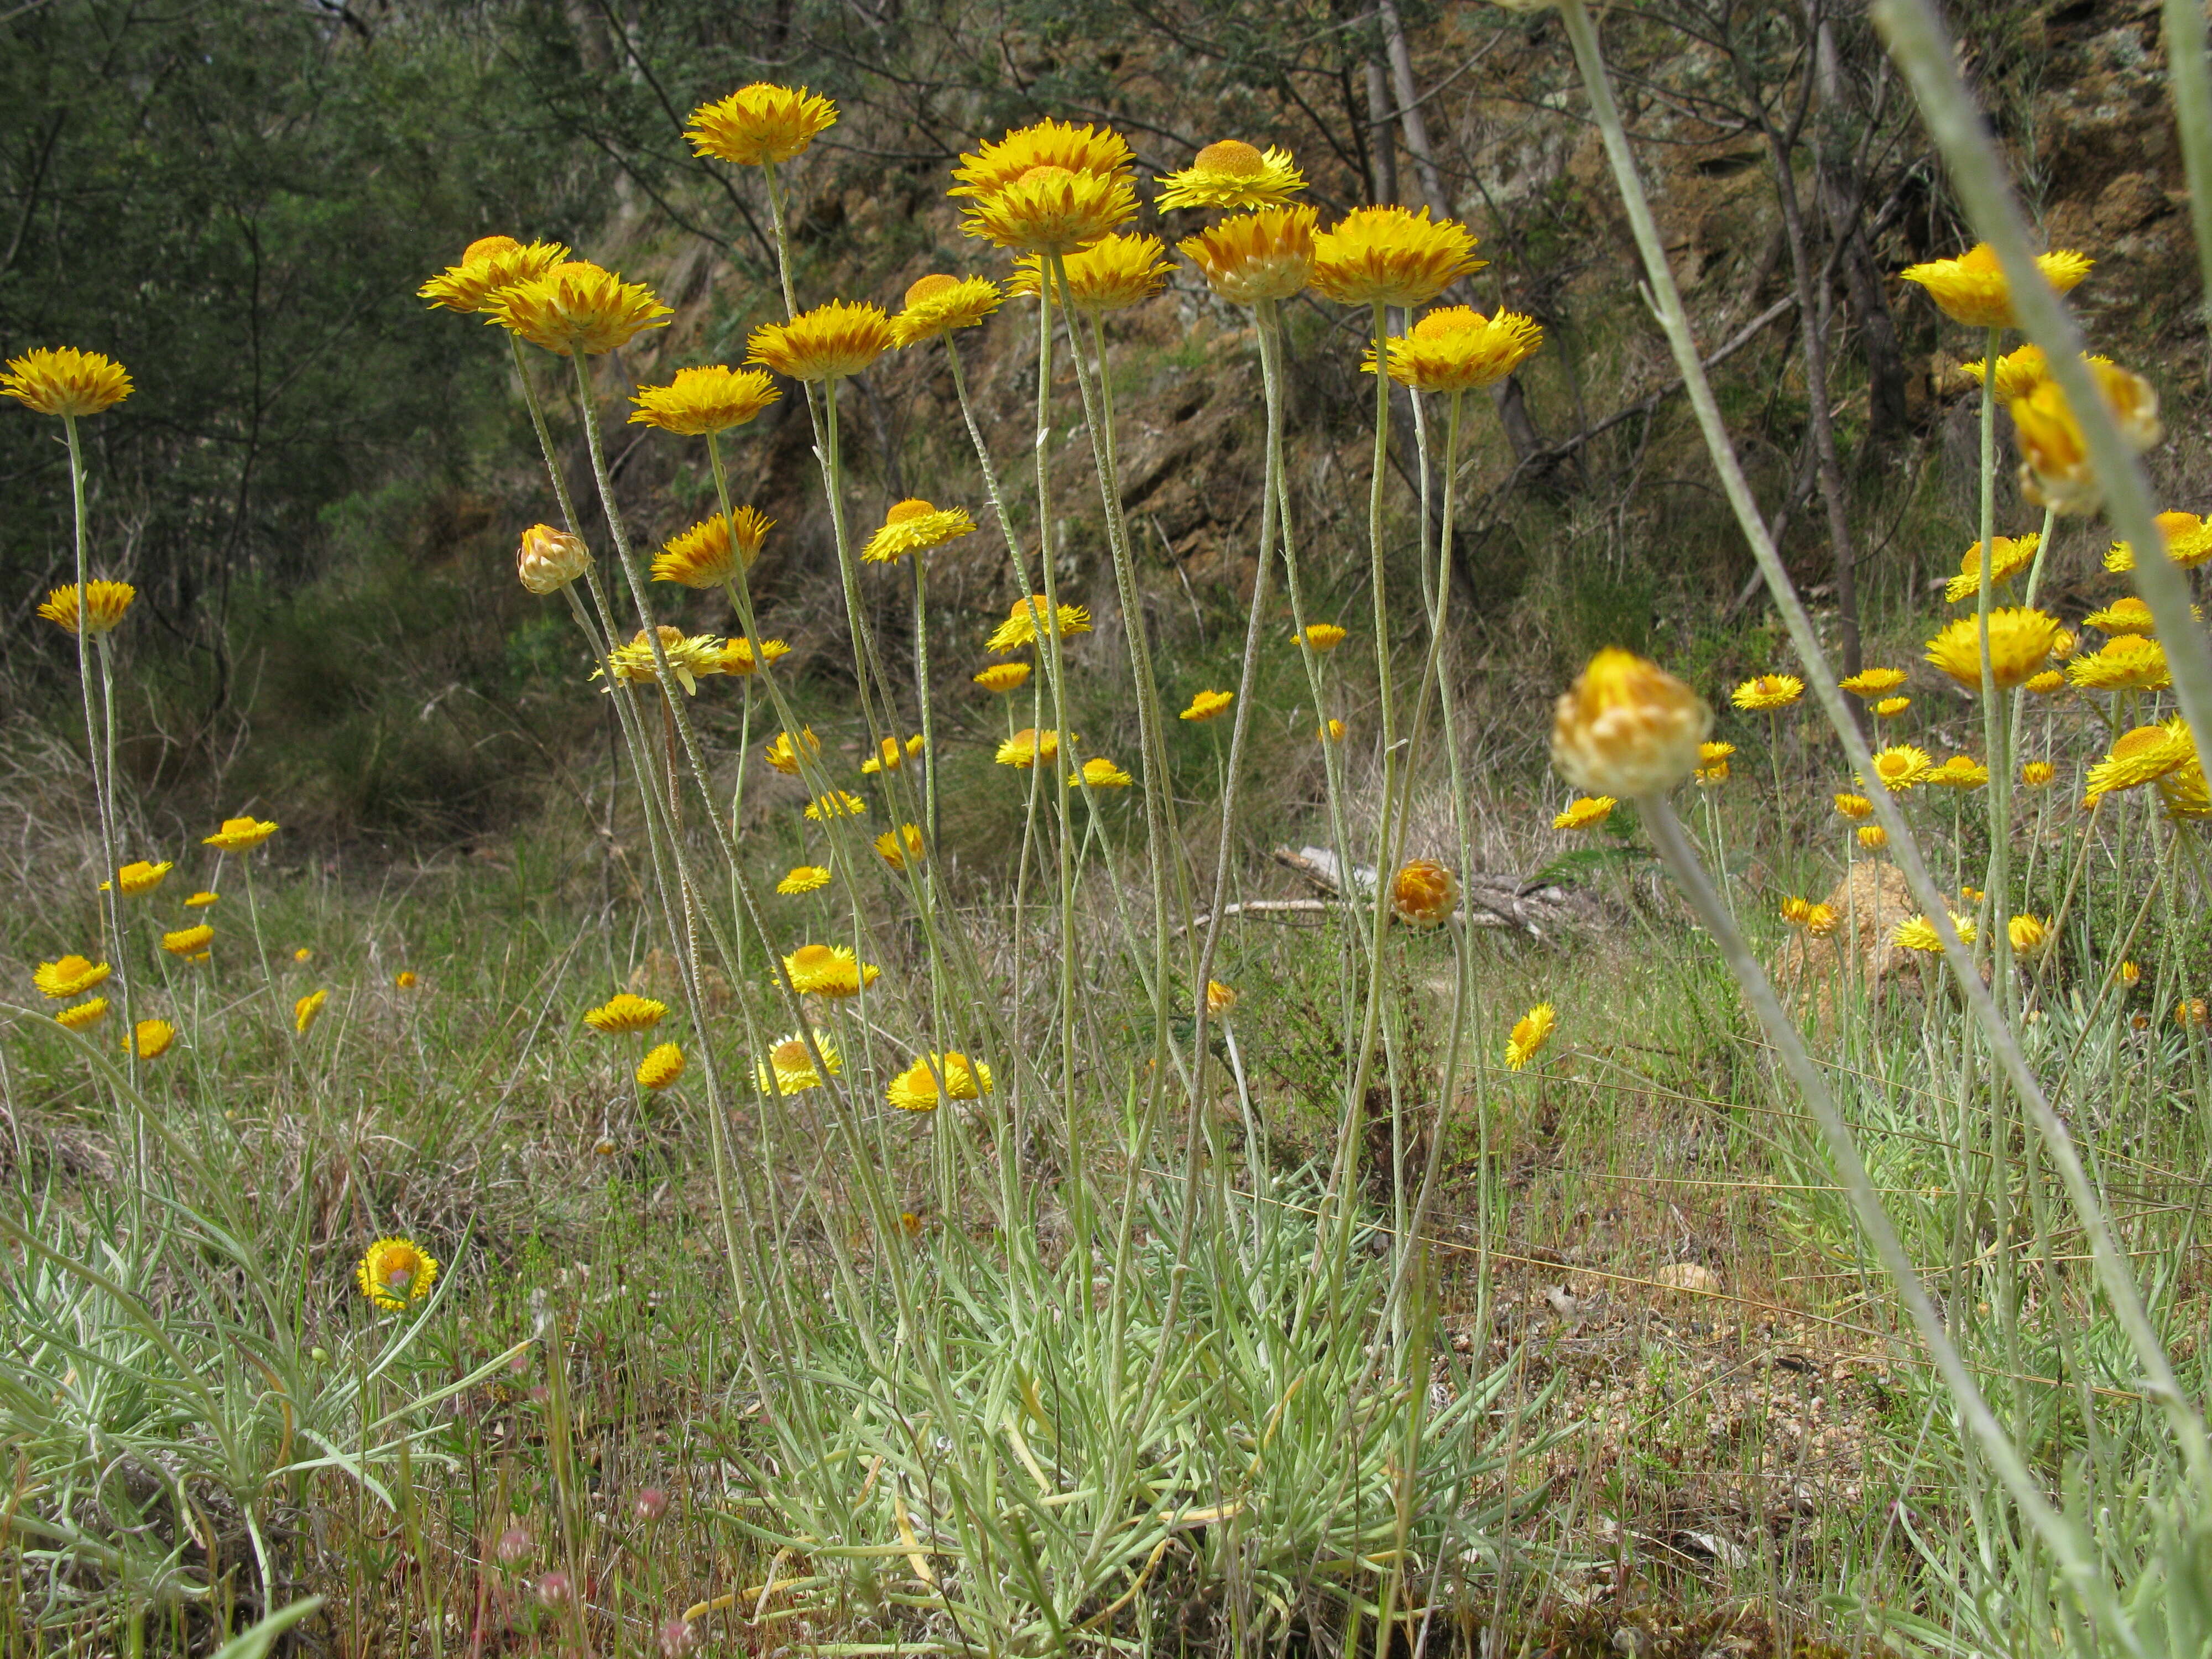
[[1730, 674, 1804, 712], [891, 274, 1004, 346], [949, 121, 1134, 200], [2082, 596, 2157, 636], [418, 237, 568, 313], [1070, 757, 1133, 788], [111, 859, 171, 897], [628, 366, 780, 435], [161, 924, 214, 957], [1942, 533, 2041, 603], [1874, 696, 1911, 718], [2021, 760, 2056, 787], [995, 728, 1066, 768], [686, 84, 837, 166], [863, 499, 977, 563], [583, 993, 667, 1035], [4, 347, 133, 416], [599, 627, 726, 695], [56, 997, 108, 1031], [33, 954, 109, 999], [783, 943, 879, 998], [974, 661, 1032, 693], [2025, 669, 2066, 694], [1923, 607, 2060, 690], [763, 727, 822, 777], [963, 165, 1137, 255], [987, 594, 1091, 652], [1365, 306, 1542, 393], [294, 989, 329, 1034], [395, 971, 418, 988], [1296, 622, 1348, 651], [1311, 206, 1483, 309], [722, 636, 791, 676], [874, 823, 926, 871], [1926, 755, 1990, 790], [2011, 361, 2163, 515], [1178, 206, 1318, 305], [489, 260, 673, 356], [517, 523, 589, 594], [1856, 824, 1888, 850], [2158, 760, 2212, 821], [1318, 718, 1347, 743], [778, 865, 831, 895], [1391, 860, 1458, 927], [1893, 913, 1976, 952], [1898, 243, 2091, 329], [886, 1050, 992, 1112], [757, 1029, 841, 1095], [747, 300, 896, 382], [637, 1042, 686, 1090], [38, 580, 137, 637], [1155, 139, 1306, 211], [1839, 667, 1907, 698], [2106, 510, 2212, 572], [1010, 233, 1174, 311], [1503, 1004, 1556, 1071], [1206, 980, 1239, 1016], [1865, 744, 1934, 792], [653, 508, 774, 588], [1551, 649, 1712, 799], [357, 1237, 439, 1310], [1834, 792, 1874, 820], [804, 790, 869, 821], [2068, 634, 2171, 691], [1959, 342, 2059, 402], [1180, 688, 1234, 722], [2084, 721, 2193, 799], [2004, 915, 2052, 959], [1553, 796, 1616, 832]]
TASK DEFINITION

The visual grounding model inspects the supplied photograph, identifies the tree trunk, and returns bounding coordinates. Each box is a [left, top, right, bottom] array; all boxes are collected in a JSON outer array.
[[1813, 10, 1910, 448]]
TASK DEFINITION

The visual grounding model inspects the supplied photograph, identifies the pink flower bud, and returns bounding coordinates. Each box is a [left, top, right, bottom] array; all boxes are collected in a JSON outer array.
[[633, 1486, 669, 1522], [495, 1525, 533, 1565]]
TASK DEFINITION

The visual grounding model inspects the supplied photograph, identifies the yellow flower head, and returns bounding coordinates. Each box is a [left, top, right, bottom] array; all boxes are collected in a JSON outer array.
[[1834, 792, 1874, 820], [1504, 1004, 1556, 1071], [2052, 628, 2079, 661], [804, 790, 869, 821], [874, 823, 926, 872], [598, 627, 724, 696], [1730, 674, 1804, 712], [747, 300, 896, 382], [2118, 960, 2143, 988], [1365, 306, 1543, 393], [1926, 755, 1991, 790], [419, 237, 568, 313], [1296, 622, 1348, 652], [1318, 718, 1348, 743], [1391, 860, 1459, 927], [34, 954, 109, 999], [1959, 342, 2058, 402], [721, 635, 791, 677], [1700, 741, 1735, 764], [1551, 648, 1712, 799], [395, 971, 418, 988], [112, 859, 171, 897], [2107, 511, 2212, 573], [56, 997, 108, 1031], [1780, 896, 1814, 927], [357, 1237, 439, 1310], [757, 1029, 841, 1095], [1899, 242, 2091, 329], [1553, 796, 1617, 832], [2012, 361, 2163, 515], [2159, 761, 2212, 821], [1156, 139, 1307, 211], [653, 508, 774, 588], [517, 524, 590, 594], [974, 661, 1032, 694], [1806, 904, 1839, 937], [583, 993, 667, 1035], [1180, 688, 1234, 723], [1839, 667, 1907, 698], [161, 924, 214, 957], [1206, 979, 1239, 1016], [1875, 696, 1911, 719], [294, 989, 329, 1034], [950, 121, 1134, 200], [628, 366, 780, 436], [2082, 596, 2156, 637], [1070, 757, 1133, 789], [2025, 669, 2066, 694], [38, 581, 137, 637], [2008, 914, 2053, 959], [2182, 998, 2211, 1029], [1865, 744, 1934, 792], [1893, 912, 1976, 952], [1694, 759, 1730, 786], [763, 727, 822, 778], [863, 498, 977, 563], [1010, 233, 1174, 312], [1942, 533, 2041, 603], [963, 164, 1138, 254], [1311, 206, 1483, 309], [995, 727, 1067, 768], [778, 864, 831, 894], [490, 260, 673, 356], [2021, 760, 2056, 787], [1923, 607, 2060, 690], [2084, 720, 2193, 799], [184, 889, 218, 907], [5, 347, 132, 416], [1858, 823, 1889, 850], [886, 1050, 992, 1112], [783, 942, 880, 998], [891, 274, 1004, 346], [686, 84, 837, 166], [637, 1042, 686, 1090], [860, 733, 926, 775], [2068, 633, 2171, 691], [126, 1019, 177, 1060], [1178, 206, 1318, 305], [988, 594, 1091, 653]]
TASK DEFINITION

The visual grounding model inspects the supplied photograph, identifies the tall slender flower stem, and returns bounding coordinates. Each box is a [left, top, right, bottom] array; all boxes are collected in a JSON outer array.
[[1973, 324, 2017, 1014], [1029, 276, 1081, 1125]]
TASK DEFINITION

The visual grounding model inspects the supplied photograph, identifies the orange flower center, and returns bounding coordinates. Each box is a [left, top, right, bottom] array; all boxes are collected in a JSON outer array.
[[463, 234, 521, 263], [905, 274, 958, 306], [772, 1039, 810, 1070], [1195, 139, 1265, 175], [885, 499, 935, 525]]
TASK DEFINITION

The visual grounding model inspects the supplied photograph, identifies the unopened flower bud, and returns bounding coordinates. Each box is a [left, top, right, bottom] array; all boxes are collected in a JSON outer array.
[[496, 1524, 533, 1565], [1390, 860, 1459, 927], [633, 1486, 669, 1522], [538, 1570, 573, 1608], [1204, 980, 1238, 1016], [518, 524, 590, 594], [660, 1617, 701, 1656], [1551, 649, 1711, 799]]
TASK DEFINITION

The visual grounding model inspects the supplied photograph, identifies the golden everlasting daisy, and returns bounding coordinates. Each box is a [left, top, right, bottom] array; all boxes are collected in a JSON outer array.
[[2158, 760, 2212, 821], [127, 1019, 176, 1060], [2107, 510, 2212, 573], [184, 890, 217, 906], [886, 1050, 992, 1113], [804, 790, 869, 821], [583, 993, 667, 1035], [1893, 912, 1976, 952], [39, 581, 138, 637], [2012, 361, 2163, 515], [599, 627, 726, 695], [1296, 622, 1348, 652], [56, 998, 108, 1031], [974, 661, 1032, 694], [293, 947, 312, 963], [1311, 206, 1483, 309], [161, 924, 214, 956], [1866, 744, 1934, 792], [1391, 860, 1459, 927], [764, 728, 821, 777], [1178, 206, 1318, 305], [1552, 649, 1712, 799], [629, 365, 780, 436], [950, 121, 1134, 200], [864, 499, 977, 563], [1806, 904, 1839, 937], [757, 1029, 841, 1095], [295, 989, 329, 1035], [1010, 233, 1173, 311], [395, 971, 418, 988], [722, 636, 791, 676], [1318, 718, 1347, 743], [1942, 533, 2041, 603], [653, 508, 774, 588], [357, 1237, 439, 1310], [747, 300, 896, 382], [996, 727, 1067, 768], [2026, 669, 2066, 694], [1840, 667, 1907, 698], [891, 274, 1004, 346], [1156, 139, 1306, 211], [1504, 1004, 1556, 1071], [419, 237, 568, 313], [1959, 342, 2059, 403], [1366, 306, 1543, 394], [34, 954, 109, 999], [1070, 757, 1133, 788], [1858, 824, 1889, 849], [963, 164, 1137, 255], [874, 823, 926, 872], [988, 594, 1091, 652], [860, 734, 926, 774], [4, 347, 133, 416], [2068, 634, 2171, 691], [1875, 697, 1911, 718], [637, 1042, 685, 1091], [1927, 755, 1990, 790], [1923, 607, 2059, 690], [2085, 721, 2193, 799], [518, 524, 590, 594], [1553, 796, 1617, 832], [1899, 242, 2091, 330], [687, 82, 836, 165], [1781, 896, 1814, 927], [491, 260, 673, 356], [2118, 961, 2143, 988], [2008, 914, 2053, 959], [1694, 759, 1730, 786], [778, 865, 831, 895], [1834, 792, 1874, 820], [1181, 688, 1234, 723], [783, 943, 879, 998], [1206, 980, 1239, 1016], [1731, 674, 1804, 712], [2083, 596, 2157, 636], [113, 859, 171, 897], [2022, 761, 2056, 787]]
